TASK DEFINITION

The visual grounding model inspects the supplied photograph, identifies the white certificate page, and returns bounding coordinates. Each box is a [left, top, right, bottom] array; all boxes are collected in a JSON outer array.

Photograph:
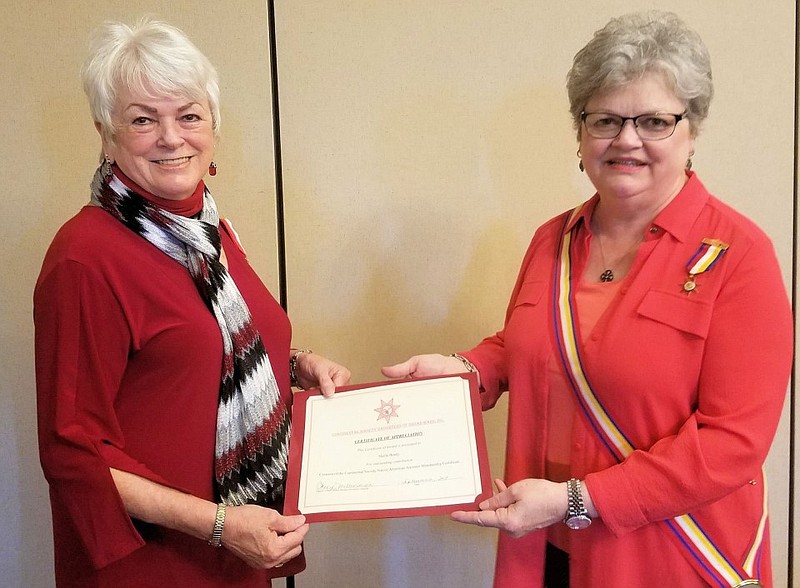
[[294, 376, 485, 516]]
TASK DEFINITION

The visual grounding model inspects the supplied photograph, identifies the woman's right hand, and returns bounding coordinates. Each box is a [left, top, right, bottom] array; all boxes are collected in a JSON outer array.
[[222, 505, 309, 569], [381, 353, 467, 380]]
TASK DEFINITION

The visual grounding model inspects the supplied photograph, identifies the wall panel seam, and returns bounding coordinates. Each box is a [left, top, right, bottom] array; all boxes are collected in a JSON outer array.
[[267, 0, 289, 312]]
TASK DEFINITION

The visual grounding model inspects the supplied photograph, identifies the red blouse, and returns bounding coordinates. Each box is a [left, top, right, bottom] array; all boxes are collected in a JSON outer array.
[[463, 173, 793, 587], [34, 195, 298, 587]]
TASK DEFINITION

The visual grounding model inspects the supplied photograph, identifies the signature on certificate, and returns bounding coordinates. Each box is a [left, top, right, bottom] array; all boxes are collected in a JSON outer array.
[[316, 480, 374, 492]]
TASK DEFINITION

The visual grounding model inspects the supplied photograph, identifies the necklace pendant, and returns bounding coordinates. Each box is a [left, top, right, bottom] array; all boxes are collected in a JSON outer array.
[[600, 269, 614, 282]]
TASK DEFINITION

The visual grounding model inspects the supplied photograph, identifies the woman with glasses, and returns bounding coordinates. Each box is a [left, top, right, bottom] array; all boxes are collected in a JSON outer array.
[[383, 11, 792, 587]]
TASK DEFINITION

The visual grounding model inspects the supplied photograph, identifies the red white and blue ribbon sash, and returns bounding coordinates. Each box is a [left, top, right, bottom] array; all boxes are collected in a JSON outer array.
[[552, 206, 763, 587]]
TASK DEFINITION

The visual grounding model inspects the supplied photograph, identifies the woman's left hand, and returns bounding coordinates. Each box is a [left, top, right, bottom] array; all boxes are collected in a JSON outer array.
[[293, 352, 351, 397], [450, 478, 569, 538], [222, 505, 309, 569]]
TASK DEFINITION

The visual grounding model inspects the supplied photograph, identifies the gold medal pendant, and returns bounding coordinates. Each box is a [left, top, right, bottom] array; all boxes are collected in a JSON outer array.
[[682, 238, 729, 296]]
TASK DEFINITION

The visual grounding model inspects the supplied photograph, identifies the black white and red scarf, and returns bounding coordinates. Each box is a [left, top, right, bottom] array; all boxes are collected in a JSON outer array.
[[90, 164, 290, 506]]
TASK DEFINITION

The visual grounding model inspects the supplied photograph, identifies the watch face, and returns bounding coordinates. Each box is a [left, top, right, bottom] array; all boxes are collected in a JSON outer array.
[[565, 515, 592, 530]]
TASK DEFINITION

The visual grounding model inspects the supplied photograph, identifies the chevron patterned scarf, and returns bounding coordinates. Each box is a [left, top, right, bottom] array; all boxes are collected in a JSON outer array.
[[90, 164, 290, 506]]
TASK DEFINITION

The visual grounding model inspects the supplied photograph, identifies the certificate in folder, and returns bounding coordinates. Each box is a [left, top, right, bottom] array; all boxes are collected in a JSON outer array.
[[284, 373, 492, 522]]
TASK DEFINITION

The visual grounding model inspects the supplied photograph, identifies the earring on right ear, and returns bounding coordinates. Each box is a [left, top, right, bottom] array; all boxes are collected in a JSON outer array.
[[577, 149, 584, 172]]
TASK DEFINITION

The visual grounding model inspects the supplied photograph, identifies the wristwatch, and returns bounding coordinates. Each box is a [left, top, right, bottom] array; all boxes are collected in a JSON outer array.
[[564, 478, 592, 530]]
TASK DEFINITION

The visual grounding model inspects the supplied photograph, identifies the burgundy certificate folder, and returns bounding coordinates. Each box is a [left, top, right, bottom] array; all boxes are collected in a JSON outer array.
[[285, 373, 492, 523]]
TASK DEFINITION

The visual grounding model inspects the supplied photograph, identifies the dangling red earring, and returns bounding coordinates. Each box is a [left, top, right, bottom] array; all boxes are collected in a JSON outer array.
[[209, 162, 217, 176]]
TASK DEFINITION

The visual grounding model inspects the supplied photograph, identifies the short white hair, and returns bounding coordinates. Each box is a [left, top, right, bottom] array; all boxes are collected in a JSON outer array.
[[81, 17, 221, 144]]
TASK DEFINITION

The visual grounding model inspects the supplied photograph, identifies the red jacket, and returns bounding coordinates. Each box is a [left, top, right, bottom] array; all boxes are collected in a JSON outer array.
[[464, 173, 793, 587]]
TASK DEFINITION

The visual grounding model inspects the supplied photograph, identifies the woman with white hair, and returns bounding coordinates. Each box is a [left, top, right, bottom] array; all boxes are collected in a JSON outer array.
[[384, 11, 792, 587], [34, 18, 350, 587]]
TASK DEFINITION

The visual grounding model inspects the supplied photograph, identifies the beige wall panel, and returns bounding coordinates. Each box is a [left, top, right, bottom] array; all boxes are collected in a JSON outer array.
[[1, 1, 279, 586], [277, 2, 795, 587], [2, 0, 794, 586]]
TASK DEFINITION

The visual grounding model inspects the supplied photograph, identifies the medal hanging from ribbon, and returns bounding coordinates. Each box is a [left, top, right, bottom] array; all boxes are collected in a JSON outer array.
[[683, 238, 729, 294]]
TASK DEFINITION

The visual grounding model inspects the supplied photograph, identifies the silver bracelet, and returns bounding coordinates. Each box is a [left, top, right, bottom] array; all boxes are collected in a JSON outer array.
[[449, 353, 477, 373], [289, 349, 313, 388]]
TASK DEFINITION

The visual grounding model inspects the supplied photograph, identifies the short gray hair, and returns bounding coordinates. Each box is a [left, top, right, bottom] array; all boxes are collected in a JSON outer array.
[[81, 17, 221, 144], [567, 11, 713, 137]]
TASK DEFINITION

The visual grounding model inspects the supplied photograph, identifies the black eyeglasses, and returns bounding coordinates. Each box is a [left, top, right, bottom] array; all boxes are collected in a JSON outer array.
[[580, 111, 687, 141]]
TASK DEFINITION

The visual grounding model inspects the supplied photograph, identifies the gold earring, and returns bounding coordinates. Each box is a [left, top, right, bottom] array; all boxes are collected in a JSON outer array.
[[577, 149, 584, 172]]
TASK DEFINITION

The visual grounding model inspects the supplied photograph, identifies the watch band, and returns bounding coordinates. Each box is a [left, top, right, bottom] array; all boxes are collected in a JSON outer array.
[[564, 478, 592, 530]]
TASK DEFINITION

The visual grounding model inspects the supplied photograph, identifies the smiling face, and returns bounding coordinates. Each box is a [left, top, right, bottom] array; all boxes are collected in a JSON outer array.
[[579, 73, 695, 210], [102, 85, 215, 200]]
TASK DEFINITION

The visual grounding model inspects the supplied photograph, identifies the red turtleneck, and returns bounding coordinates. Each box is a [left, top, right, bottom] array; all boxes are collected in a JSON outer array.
[[113, 165, 205, 217]]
